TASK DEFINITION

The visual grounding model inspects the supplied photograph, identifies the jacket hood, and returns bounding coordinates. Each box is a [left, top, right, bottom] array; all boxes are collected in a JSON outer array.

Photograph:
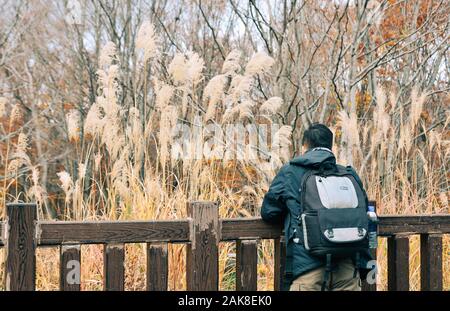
[[289, 147, 336, 168]]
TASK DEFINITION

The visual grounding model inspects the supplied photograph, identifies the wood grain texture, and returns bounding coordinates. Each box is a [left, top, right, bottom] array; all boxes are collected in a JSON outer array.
[[5, 203, 37, 291], [387, 235, 410, 291], [0, 221, 5, 247], [103, 243, 125, 291], [37, 219, 190, 245], [273, 237, 286, 291], [378, 214, 450, 235], [60, 245, 81, 291], [186, 201, 219, 291], [420, 233, 443, 291], [221, 217, 282, 241], [34, 212, 449, 247], [221, 214, 450, 241], [3, 200, 449, 292], [147, 242, 168, 291], [236, 239, 258, 291]]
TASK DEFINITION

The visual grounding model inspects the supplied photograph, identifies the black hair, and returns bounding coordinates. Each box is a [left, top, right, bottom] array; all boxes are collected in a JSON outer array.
[[302, 123, 333, 150]]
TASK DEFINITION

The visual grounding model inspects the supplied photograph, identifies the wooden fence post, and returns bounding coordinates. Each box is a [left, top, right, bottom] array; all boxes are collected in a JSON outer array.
[[420, 233, 443, 291], [361, 248, 377, 291], [186, 201, 219, 291], [5, 203, 37, 291], [362, 200, 377, 291], [387, 234, 409, 291], [236, 239, 258, 291], [103, 243, 125, 291], [273, 237, 286, 291], [147, 242, 168, 291], [60, 245, 81, 291]]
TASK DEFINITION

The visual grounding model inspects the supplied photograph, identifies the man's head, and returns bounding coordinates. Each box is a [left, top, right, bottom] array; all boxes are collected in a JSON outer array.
[[302, 123, 333, 151]]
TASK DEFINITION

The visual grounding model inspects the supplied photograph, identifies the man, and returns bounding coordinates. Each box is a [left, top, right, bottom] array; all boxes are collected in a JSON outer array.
[[261, 123, 372, 291]]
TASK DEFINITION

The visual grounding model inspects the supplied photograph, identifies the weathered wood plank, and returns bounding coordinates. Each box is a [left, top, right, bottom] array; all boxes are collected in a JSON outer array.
[[221, 218, 282, 241], [37, 219, 190, 245], [34, 212, 450, 246], [60, 245, 81, 291], [378, 214, 450, 235], [221, 214, 450, 241], [273, 237, 286, 291], [186, 201, 219, 291], [103, 243, 125, 291], [420, 233, 443, 291], [5, 203, 37, 291], [147, 242, 168, 291], [236, 240, 258, 291], [388, 235, 410, 291], [0, 221, 5, 247]]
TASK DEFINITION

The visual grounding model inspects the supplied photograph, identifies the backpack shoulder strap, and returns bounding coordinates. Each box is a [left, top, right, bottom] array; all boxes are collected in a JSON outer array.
[[345, 165, 369, 208]]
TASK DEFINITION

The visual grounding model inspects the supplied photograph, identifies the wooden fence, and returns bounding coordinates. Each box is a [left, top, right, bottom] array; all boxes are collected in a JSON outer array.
[[0, 201, 448, 291]]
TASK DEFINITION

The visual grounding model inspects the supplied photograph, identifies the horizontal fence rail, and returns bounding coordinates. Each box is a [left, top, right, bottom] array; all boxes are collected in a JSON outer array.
[[36, 219, 191, 245], [0, 202, 449, 291]]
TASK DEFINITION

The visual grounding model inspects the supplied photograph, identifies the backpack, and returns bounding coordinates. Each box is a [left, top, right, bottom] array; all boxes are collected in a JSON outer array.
[[297, 162, 369, 290]]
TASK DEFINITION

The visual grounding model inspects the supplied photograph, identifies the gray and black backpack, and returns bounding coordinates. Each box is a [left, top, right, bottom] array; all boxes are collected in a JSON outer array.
[[297, 162, 369, 289]]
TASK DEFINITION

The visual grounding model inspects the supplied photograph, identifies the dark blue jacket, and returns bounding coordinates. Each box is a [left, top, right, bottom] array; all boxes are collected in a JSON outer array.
[[260, 148, 372, 290]]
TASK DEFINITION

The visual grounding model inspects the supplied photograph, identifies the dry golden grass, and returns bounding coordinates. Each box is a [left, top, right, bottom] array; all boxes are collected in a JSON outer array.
[[0, 32, 448, 291]]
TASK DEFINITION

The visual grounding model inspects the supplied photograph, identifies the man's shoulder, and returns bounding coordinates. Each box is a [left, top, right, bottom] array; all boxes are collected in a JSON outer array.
[[336, 163, 360, 175], [336, 164, 364, 184], [334, 163, 353, 170], [278, 162, 308, 178]]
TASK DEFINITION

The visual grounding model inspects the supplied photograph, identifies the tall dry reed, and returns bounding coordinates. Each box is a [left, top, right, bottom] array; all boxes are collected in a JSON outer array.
[[0, 20, 448, 291]]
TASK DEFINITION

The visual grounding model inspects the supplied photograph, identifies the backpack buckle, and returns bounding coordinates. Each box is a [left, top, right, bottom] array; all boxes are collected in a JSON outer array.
[[326, 229, 334, 239], [358, 228, 364, 237]]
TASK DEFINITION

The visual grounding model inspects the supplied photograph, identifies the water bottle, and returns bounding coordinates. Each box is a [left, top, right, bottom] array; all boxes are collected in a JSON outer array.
[[367, 205, 378, 249]]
